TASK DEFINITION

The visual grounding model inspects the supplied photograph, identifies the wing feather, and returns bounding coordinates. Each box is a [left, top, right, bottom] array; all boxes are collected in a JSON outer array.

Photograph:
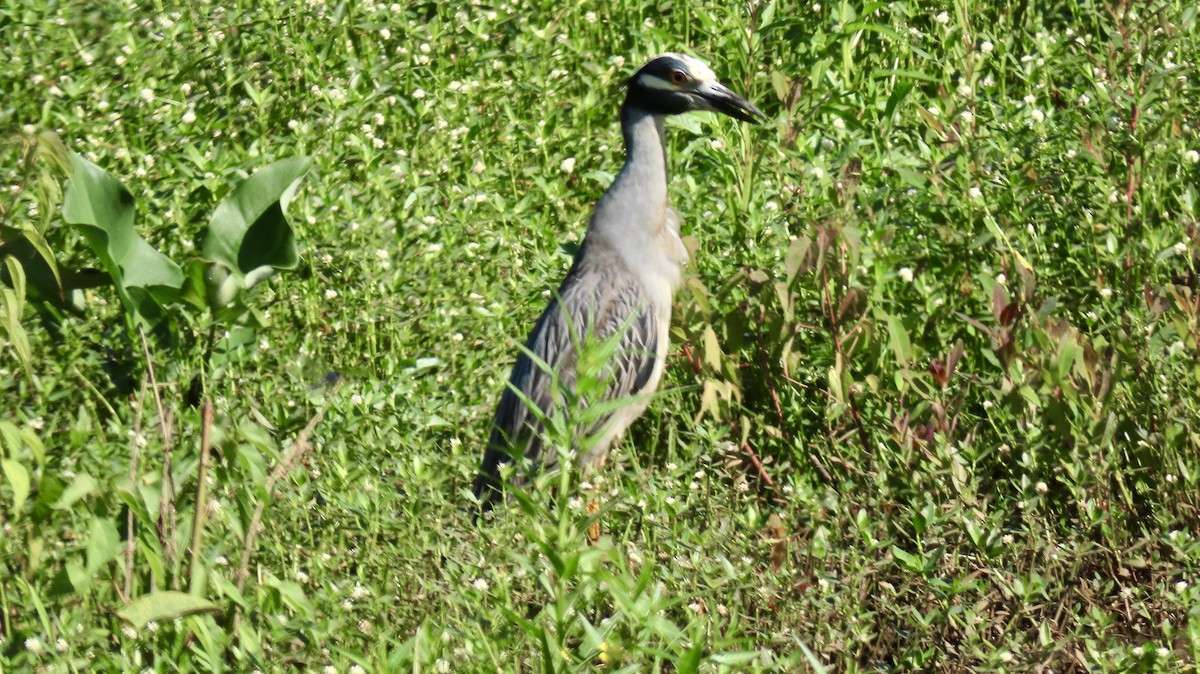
[[473, 243, 659, 509]]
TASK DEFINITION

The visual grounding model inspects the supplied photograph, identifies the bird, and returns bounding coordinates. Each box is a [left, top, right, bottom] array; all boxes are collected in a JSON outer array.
[[472, 53, 763, 513]]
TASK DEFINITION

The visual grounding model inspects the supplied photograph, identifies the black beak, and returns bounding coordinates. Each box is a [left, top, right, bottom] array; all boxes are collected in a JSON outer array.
[[695, 80, 765, 124]]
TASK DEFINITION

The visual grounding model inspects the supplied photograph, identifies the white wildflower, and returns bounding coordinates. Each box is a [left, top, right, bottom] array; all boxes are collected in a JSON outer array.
[[898, 267, 914, 283]]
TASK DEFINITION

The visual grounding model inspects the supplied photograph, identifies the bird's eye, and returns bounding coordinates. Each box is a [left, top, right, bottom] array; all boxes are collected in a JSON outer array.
[[670, 70, 688, 85]]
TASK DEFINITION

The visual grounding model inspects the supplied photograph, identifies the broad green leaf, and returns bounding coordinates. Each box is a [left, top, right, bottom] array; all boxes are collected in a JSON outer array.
[[61, 153, 184, 322], [116, 591, 221, 627], [1, 458, 30, 511], [201, 156, 311, 297], [265, 576, 313, 618], [0, 258, 33, 376], [887, 314, 913, 366], [53, 472, 97, 510], [0, 420, 21, 458], [85, 516, 120, 574]]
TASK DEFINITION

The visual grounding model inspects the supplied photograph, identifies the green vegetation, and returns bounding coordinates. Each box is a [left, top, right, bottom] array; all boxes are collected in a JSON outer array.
[[2, 0, 1199, 671]]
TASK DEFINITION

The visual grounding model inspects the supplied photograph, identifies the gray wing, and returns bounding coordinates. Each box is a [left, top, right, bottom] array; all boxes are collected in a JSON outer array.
[[473, 243, 658, 509]]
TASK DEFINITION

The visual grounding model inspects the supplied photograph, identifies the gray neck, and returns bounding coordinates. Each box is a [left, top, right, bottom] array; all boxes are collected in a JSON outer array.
[[589, 104, 668, 238]]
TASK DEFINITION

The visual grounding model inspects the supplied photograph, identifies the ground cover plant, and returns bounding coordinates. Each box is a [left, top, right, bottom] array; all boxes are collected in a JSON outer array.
[[2, 0, 1199, 671]]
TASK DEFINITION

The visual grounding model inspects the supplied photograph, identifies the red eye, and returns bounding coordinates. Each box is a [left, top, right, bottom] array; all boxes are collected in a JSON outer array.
[[670, 70, 688, 85]]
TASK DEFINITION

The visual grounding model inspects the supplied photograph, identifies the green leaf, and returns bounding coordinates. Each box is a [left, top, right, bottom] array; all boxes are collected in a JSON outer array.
[[61, 153, 184, 323], [887, 314, 913, 366], [201, 156, 311, 298], [116, 591, 221, 627], [0, 420, 21, 458], [892, 545, 923, 573], [265, 576, 313, 618], [0, 260, 33, 375], [53, 472, 97, 510], [85, 516, 120, 574], [1, 459, 31, 512]]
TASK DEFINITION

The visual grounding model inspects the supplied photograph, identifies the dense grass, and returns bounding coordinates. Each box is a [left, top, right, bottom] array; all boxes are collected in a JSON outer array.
[[2, 0, 1200, 671]]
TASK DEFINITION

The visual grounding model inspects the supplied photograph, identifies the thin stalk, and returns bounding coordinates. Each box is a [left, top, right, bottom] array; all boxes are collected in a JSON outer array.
[[188, 399, 215, 593]]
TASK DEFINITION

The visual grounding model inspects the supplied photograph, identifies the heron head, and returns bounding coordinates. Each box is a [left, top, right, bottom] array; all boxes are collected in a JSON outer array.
[[625, 53, 765, 124]]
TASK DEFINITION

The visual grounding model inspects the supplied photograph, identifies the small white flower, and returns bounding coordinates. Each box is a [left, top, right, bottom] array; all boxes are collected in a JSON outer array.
[[560, 157, 576, 174], [1066, 148, 1077, 159], [472, 577, 489, 592], [1023, 94, 1037, 105], [957, 84, 972, 97], [25, 637, 44, 654], [380, 27, 391, 39], [1157, 647, 1170, 658], [296, 570, 310, 583], [182, 108, 196, 124], [1030, 109, 1045, 123], [960, 110, 974, 124], [55, 638, 68, 653], [832, 116, 846, 130], [584, 11, 597, 23], [898, 267, 914, 283], [139, 88, 155, 102], [412, 88, 426, 99], [969, 186, 983, 200], [998, 651, 1013, 663], [1077, 93, 1090, 105], [419, 42, 431, 53], [935, 11, 950, 24], [927, 104, 940, 117], [1175, 581, 1188, 592], [1174, 241, 1188, 255], [979, 40, 994, 54], [1132, 645, 1144, 656], [811, 166, 825, 179], [1099, 287, 1113, 299], [349, 666, 366, 674], [1035, 481, 1048, 493], [325, 289, 338, 300], [323, 667, 337, 674], [22, 123, 36, 135], [1185, 149, 1200, 163], [287, 119, 300, 130], [351, 582, 369, 599]]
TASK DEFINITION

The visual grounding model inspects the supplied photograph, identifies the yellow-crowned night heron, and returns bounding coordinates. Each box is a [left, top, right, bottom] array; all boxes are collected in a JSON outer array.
[[473, 53, 763, 511]]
